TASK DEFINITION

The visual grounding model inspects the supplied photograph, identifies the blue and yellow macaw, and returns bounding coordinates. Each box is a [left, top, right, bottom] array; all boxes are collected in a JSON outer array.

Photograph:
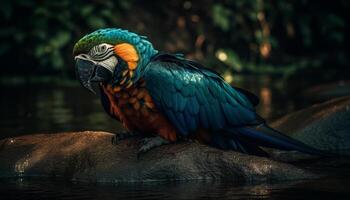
[[73, 28, 325, 156]]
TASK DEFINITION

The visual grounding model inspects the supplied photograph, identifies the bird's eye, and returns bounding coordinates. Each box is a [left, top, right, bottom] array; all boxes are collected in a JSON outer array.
[[89, 43, 114, 61]]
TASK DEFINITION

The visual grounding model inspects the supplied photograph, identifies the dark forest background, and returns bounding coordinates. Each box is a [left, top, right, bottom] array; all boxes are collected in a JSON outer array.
[[0, 0, 349, 81]]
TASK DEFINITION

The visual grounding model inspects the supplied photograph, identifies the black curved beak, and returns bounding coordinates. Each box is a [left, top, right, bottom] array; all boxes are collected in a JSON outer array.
[[75, 56, 112, 94]]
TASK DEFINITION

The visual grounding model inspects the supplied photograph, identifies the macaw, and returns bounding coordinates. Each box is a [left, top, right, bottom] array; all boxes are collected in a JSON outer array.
[[73, 28, 325, 157]]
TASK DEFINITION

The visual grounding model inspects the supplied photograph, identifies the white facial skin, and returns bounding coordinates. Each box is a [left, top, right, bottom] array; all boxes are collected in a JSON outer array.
[[75, 43, 118, 73], [97, 55, 118, 73]]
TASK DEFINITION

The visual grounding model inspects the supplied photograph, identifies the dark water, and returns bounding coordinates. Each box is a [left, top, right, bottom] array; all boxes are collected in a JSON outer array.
[[1, 177, 350, 200], [0, 84, 122, 139], [0, 76, 349, 199]]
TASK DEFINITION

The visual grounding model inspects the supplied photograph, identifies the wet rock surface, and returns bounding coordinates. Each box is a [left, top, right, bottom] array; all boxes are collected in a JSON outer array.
[[0, 96, 349, 183], [301, 81, 350, 102], [0, 132, 315, 183], [271, 96, 350, 155]]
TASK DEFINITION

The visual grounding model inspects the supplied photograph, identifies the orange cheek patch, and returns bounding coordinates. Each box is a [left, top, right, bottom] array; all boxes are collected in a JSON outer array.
[[114, 43, 139, 71], [128, 61, 138, 70]]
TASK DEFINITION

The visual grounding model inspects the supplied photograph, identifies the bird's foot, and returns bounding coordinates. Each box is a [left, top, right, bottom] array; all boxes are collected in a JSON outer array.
[[137, 136, 170, 158], [112, 130, 140, 145]]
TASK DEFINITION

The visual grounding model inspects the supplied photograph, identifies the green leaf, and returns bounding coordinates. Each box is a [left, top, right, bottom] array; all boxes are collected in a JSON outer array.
[[212, 4, 231, 31], [87, 16, 107, 29], [50, 32, 71, 49]]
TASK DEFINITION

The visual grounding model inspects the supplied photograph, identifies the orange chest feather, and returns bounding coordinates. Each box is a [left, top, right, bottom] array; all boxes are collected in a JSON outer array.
[[101, 81, 177, 141]]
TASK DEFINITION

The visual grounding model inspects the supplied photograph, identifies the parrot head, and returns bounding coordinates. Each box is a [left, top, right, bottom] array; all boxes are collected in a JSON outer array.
[[73, 28, 158, 94]]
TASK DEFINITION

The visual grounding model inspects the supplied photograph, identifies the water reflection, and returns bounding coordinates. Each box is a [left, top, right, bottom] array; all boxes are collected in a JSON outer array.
[[0, 84, 123, 139], [260, 87, 272, 118], [1, 178, 349, 200]]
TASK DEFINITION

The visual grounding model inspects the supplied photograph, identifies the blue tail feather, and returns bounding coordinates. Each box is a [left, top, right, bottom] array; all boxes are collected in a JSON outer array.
[[234, 124, 329, 156], [211, 132, 269, 157]]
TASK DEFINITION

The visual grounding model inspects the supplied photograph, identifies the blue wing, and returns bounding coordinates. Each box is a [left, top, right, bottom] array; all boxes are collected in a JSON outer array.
[[143, 54, 263, 136], [142, 54, 329, 157]]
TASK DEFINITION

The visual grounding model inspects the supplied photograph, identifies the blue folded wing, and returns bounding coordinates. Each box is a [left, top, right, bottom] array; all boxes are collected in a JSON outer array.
[[143, 54, 262, 136], [140, 54, 332, 157]]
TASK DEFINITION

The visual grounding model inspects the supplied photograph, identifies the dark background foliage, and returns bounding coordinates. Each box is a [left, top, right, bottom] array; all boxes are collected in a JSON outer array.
[[0, 0, 349, 80]]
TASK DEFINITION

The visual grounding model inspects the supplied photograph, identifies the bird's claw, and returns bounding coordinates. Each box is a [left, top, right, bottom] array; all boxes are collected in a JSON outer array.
[[137, 136, 169, 159], [111, 130, 139, 145]]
